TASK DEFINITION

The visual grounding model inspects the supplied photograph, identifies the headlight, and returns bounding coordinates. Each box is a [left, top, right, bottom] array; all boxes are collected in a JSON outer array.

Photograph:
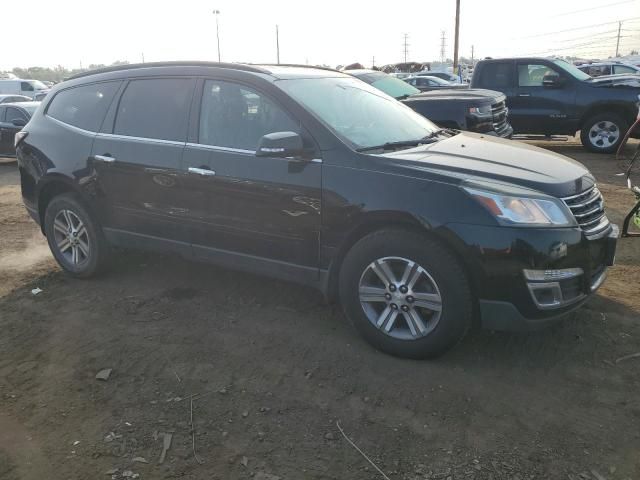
[[469, 105, 492, 114], [463, 186, 576, 226]]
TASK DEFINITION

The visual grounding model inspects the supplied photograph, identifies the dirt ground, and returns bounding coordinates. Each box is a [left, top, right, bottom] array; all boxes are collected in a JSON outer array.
[[1, 139, 640, 480]]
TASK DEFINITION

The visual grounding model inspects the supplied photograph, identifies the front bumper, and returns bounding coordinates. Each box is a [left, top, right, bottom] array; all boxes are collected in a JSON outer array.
[[440, 222, 618, 332]]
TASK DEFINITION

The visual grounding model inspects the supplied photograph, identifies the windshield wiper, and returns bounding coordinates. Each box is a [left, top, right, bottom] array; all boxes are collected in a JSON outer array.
[[356, 129, 458, 153], [395, 94, 413, 100]]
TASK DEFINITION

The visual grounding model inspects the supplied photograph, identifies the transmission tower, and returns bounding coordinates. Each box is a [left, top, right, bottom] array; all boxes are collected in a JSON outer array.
[[403, 34, 410, 63], [440, 31, 447, 63]]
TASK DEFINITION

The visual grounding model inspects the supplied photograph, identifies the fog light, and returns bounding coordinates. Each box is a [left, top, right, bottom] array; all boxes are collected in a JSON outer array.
[[523, 268, 583, 282]]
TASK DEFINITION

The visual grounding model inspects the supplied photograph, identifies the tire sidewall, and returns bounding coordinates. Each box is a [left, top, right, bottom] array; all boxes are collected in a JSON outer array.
[[44, 194, 103, 277], [581, 113, 627, 154], [340, 231, 472, 359]]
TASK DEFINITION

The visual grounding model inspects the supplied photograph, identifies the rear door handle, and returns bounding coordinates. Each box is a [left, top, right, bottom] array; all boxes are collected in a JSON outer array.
[[93, 154, 116, 163], [518, 93, 531, 97], [188, 167, 216, 176]]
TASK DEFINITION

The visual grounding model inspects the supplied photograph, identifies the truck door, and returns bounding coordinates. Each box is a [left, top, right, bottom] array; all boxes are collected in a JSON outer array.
[[510, 61, 575, 135]]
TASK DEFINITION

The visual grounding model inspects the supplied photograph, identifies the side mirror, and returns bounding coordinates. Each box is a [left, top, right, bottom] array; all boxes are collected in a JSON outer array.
[[256, 131, 304, 158], [542, 74, 564, 88], [11, 118, 26, 127]]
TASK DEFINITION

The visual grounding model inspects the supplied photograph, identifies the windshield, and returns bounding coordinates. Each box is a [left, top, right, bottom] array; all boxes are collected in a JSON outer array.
[[552, 59, 591, 81], [424, 76, 451, 85], [277, 77, 438, 150], [369, 75, 420, 98], [28, 80, 48, 90]]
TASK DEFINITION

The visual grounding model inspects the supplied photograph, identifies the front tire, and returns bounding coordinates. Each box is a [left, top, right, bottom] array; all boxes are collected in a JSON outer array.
[[43, 193, 109, 278], [339, 229, 473, 359], [580, 113, 628, 154]]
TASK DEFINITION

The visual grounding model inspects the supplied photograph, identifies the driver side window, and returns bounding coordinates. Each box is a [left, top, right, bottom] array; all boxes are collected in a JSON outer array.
[[517, 64, 557, 87], [199, 80, 299, 151]]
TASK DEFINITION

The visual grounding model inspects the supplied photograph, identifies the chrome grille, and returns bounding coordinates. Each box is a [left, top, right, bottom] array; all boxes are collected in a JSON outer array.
[[562, 185, 610, 235], [491, 100, 509, 135]]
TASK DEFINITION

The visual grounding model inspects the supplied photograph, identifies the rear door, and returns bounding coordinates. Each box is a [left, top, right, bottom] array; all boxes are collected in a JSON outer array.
[[91, 77, 196, 246], [181, 78, 322, 274], [510, 61, 575, 134]]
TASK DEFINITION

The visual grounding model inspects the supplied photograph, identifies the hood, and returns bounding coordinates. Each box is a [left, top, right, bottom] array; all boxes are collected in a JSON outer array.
[[587, 74, 640, 88], [379, 132, 593, 198], [405, 88, 503, 102]]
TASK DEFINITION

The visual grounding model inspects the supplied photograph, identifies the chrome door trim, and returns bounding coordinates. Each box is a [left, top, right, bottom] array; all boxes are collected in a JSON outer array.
[[96, 132, 186, 147]]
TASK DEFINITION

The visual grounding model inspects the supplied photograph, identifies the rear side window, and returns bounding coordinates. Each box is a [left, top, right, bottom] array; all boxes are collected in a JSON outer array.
[[47, 82, 120, 132], [477, 62, 513, 89], [614, 65, 636, 74], [21, 82, 34, 92], [114, 78, 193, 142]]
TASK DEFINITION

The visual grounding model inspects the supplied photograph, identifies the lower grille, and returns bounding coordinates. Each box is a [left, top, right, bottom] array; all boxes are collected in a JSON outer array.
[[561, 185, 610, 236]]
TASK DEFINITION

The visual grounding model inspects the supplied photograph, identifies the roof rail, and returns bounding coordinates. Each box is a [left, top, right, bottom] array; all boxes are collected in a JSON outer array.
[[256, 63, 342, 73], [67, 61, 269, 80]]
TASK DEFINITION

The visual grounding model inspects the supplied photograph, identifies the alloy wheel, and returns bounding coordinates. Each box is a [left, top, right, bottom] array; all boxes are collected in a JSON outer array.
[[358, 256, 442, 340], [52, 209, 90, 265]]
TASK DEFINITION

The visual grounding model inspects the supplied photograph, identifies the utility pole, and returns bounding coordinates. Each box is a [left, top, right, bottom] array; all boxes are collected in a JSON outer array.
[[453, 0, 460, 73], [440, 31, 447, 64], [141, 52, 145, 63], [471, 45, 474, 65], [213, 9, 221, 62], [615, 21, 622, 57], [276, 25, 280, 64], [403, 34, 409, 64]]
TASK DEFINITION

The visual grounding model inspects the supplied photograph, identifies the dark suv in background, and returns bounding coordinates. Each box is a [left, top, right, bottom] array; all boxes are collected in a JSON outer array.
[[17, 62, 617, 358], [472, 57, 640, 153]]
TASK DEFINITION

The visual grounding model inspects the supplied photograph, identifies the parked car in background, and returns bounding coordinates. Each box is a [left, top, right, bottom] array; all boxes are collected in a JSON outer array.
[[0, 79, 50, 100], [472, 57, 640, 153], [16, 62, 616, 358], [0, 101, 38, 157], [577, 61, 640, 77], [0, 94, 31, 104], [417, 71, 462, 83], [404, 75, 468, 92], [350, 69, 512, 137]]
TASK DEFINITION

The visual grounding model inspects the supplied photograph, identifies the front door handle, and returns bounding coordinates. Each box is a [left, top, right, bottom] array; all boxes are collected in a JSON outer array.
[[518, 93, 531, 97], [188, 167, 216, 176], [94, 154, 116, 163]]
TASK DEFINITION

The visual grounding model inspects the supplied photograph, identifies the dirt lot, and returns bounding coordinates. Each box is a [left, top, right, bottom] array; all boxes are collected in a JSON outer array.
[[1, 140, 640, 480]]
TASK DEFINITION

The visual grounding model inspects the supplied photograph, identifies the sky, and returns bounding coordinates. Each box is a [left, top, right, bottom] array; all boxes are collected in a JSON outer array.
[[2, 0, 640, 71]]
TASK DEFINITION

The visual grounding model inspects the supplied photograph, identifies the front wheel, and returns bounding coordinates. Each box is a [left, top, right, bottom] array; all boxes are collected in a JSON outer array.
[[339, 229, 474, 359], [580, 113, 628, 154], [43, 193, 110, 278]]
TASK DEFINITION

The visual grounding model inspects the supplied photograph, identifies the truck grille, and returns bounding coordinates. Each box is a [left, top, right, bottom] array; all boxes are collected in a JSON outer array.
[[561, 185, 610, 236], [491, 100, 509, 135]]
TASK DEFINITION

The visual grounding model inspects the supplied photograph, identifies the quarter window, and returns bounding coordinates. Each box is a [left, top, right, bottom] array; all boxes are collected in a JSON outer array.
[[47, 82, 120, 132], [114, 78, 193, 142], [5, 107, 27, 123], [199, 80, 298, 151], [517, 64, 556, 87]]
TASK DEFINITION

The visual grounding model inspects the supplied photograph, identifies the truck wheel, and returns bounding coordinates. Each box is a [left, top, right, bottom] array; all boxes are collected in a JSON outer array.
[[580, 113, 628, 154], [339, 229, 473, 359], [43, 193, 110, 278]]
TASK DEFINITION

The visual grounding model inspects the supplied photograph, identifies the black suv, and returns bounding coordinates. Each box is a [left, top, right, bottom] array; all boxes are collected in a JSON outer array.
[[17, 62, 617, 358], [472, 57, 640, 153]]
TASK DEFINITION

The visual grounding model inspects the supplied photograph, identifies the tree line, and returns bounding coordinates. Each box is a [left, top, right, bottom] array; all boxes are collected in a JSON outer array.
[[5, 61, 130, 83]]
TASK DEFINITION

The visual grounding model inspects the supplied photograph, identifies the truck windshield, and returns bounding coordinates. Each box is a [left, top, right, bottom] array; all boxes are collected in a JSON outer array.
[[277, 77, 439, 150], [552, 59, 591, 81]]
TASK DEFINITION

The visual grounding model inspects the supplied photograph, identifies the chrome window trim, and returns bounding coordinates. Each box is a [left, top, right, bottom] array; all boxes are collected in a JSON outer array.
[[185, 142, 254, 155], [46, 115, 96, 137], [96, 132, 185, 147]]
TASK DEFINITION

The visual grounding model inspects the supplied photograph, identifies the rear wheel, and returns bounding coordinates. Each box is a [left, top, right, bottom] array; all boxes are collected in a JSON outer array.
[[580, 113, 628, 154], [43, 193, 109, 277], [339, 229, 473, 359]]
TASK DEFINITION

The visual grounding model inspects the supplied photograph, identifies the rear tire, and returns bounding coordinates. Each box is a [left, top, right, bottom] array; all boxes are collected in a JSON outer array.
[[339, 229, 473, 359], [580, 112, 628, 154], [43, 193, 110, 278]]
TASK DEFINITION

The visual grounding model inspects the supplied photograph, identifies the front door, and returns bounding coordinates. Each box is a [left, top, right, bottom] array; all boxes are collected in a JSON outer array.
[[181, 79, 322, 276], [92, 77, 196, 245], [509, 61, 575, 134]]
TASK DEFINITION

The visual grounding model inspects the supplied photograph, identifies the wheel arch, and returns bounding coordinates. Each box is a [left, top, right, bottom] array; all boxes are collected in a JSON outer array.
[[36, 175, 86, 233], [578, 102, 636, 131], [323, 212, 477, 308]]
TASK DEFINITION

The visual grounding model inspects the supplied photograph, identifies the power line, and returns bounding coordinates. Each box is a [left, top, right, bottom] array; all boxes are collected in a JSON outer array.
[[548, 0, 637, 18], [513, 16, 640, 39]]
